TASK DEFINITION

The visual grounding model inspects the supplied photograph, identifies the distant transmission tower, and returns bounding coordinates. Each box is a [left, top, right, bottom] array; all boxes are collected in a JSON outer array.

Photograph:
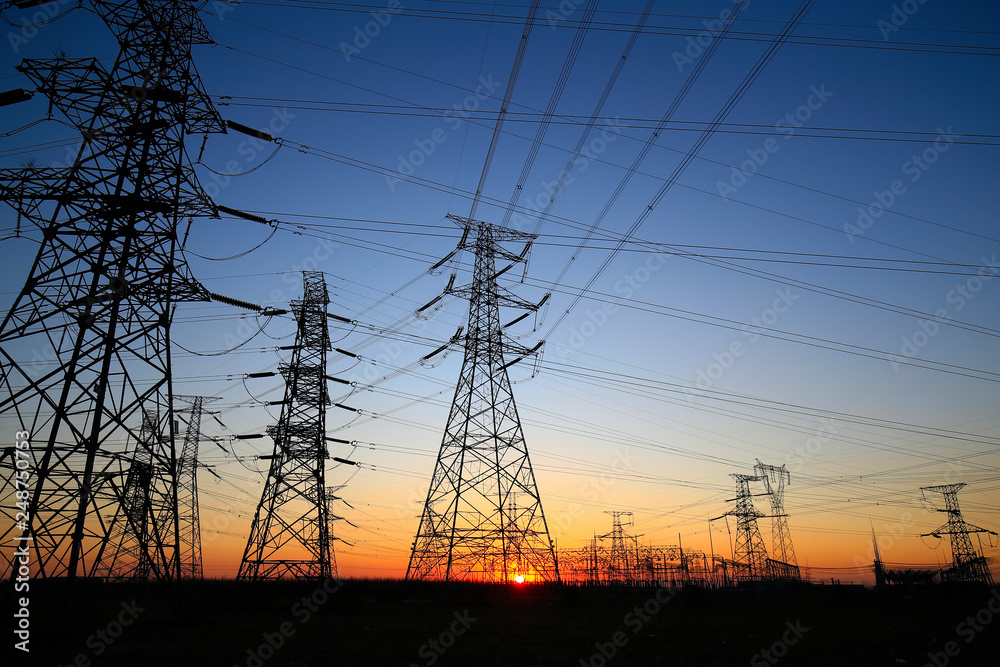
[[727, 474, 769, 582], [921, 483, 996, 586], [602, 511, 638, 583], [238, 272, 337, 581], [98, 410, 160, 583], [0, 0, 224, 582], [754, 459, 800, 580], [175, 395, 219, 580], [407, 216, 559, 583]]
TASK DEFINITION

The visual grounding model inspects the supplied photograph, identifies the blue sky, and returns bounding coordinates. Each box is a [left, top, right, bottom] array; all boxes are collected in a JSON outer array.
[[1, 0, 998, 579]]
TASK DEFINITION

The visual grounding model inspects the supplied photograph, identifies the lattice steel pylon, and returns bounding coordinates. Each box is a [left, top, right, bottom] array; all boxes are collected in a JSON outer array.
[[406, 215, 559, 583], [727, 474, 769, 582], [97, 410, 159, 583], [602, 510, 639, 583], [237, 272, 336, 581], [754, 459, 799, 573], [921, 483, 995, 586], [175, 395, 219, 580], [0, 1, 224, 582]]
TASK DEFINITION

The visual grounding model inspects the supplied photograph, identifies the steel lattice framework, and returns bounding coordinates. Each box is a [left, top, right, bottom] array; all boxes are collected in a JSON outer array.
[[727, 474, 769, 583], [237, 272, 336, 581], [407, 216, 559, 583], [602, 510, 639, 583], [754, 459, 800, 580], [0, 0, 224, 582], [921, 483, 995, 586], [175, 395, 217, 580]]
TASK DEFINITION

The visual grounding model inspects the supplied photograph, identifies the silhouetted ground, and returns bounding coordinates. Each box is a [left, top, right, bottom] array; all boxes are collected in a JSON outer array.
[[5, 579, 999, 666]]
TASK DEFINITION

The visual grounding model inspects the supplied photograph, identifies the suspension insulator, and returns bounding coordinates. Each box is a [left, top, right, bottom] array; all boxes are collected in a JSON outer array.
[[225, 119, 273, 142], [216, 205, 270, 224]]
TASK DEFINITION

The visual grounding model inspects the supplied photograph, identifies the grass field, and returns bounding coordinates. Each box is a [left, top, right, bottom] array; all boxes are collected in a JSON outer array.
[[8, 579, 1000, 666]]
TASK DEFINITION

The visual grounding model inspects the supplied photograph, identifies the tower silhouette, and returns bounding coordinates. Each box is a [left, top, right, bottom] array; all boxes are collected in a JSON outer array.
[[0, 0, 224, 582], [602, 510, 639, 583], [238, 272, 336, 581], [406, 216, 558, 583], [728, 473, 769, 582], [921, 483, 995, 585], [175, 395, 218, 580], [754, 459, 800, 580]]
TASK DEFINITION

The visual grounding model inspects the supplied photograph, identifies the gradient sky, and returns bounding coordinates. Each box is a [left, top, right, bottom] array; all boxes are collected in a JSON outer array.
[[1, 0, 999, 583]]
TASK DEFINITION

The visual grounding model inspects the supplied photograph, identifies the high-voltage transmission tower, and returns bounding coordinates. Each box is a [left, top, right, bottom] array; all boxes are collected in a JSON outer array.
[[175, 395, 218, 580], [0, 0, 225, 582], [725, 474, 769, 583], [921, 483, 996, 586], [238, 272, 337, 581], [97, 410, 160, 583], [754, 459, 799, 579], [407, 215, 559, 583], [602, 511, 639, 583]]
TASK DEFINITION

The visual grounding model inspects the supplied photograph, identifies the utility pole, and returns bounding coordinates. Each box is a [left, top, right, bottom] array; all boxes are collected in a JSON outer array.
[[406, 216, 558, 583], [921, 483, 995, 586], [238, 272, 336, 581], [0, 0, 225, 582]]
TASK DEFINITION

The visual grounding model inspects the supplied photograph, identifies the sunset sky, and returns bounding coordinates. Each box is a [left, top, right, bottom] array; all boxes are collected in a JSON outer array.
[[1, 0, 998, 584]]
